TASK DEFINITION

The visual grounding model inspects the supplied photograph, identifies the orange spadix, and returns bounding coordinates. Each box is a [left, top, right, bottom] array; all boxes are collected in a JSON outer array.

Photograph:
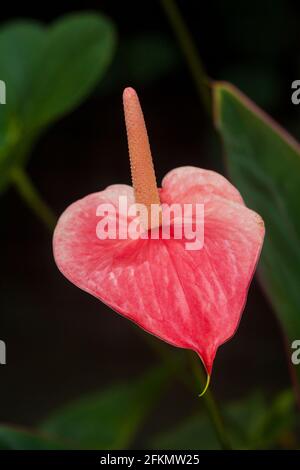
[[123, 87, 161, 229]]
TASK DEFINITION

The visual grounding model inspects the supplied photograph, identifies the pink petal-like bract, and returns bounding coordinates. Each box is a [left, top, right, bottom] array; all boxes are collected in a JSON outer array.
[[54, 169, 264, 374], [53, 90, 265, 377]]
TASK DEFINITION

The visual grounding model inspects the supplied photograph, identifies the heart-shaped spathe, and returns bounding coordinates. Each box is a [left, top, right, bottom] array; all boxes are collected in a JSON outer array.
[[53, 165, 265, 374]]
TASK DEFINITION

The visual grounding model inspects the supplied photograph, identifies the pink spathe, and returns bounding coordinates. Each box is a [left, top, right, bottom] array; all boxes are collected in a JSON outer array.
[[53, 165, 264, 375]]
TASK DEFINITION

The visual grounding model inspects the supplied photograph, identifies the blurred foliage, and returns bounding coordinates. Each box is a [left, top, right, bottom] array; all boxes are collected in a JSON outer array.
[[217, 0, 295, 58], [220, 64, 282, 110], [0, 388, 295, 450], [0, 12, 116, 193], [39, 367, 169, 450], [99, 31, 180, 94], [214, 82, 300, 387], [151, 390, 295, 450], [0, 426, 65, 450], [0, 368, 169, 450]]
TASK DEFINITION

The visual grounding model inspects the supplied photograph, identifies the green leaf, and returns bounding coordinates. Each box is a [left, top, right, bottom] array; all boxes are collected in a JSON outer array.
[[0, 110, 21, 193], [0, 22, 44, 192], [99, 32, 180, 95], [40, 367, 168, 450], [24, 13, 116, 129], [248, 390, 295, 448], [213, 82, 300, 385], [0, 21, 45, 114], [151, 390, 295, 450], [151, 412, 220, 450], [225, 390, 295, 449], [0, 12, 116, 194], [0, 425, 65, 450], [124, 32, 180, 85]]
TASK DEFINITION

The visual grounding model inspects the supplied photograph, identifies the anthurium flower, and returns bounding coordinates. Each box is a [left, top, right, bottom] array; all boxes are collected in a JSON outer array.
[[53, 88, 265, 386]]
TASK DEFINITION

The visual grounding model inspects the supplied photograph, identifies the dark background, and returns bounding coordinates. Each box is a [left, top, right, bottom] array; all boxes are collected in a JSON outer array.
[[0, 0, 299, 433]]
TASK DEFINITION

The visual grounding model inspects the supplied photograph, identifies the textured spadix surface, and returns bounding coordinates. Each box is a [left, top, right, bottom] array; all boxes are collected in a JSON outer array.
[[53, 166, 264, 374]]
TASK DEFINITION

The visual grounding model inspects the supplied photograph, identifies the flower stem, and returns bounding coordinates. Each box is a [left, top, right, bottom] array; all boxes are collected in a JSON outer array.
[[142, 331, 232, 450], [11, 167, 56, 231], [188, 351, 232, 450], [161, 0, 212, 115]]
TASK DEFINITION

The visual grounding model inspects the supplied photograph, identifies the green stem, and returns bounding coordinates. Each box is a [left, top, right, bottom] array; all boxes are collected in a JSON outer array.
[[11, 167, 56, 231], [143, 331, 232, 450], [188, 351, 232, 450], [161, 0, 212, 115]]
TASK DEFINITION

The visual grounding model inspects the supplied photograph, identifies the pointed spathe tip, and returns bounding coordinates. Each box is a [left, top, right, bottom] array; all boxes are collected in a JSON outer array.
[[198, 373, 211, 398]]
